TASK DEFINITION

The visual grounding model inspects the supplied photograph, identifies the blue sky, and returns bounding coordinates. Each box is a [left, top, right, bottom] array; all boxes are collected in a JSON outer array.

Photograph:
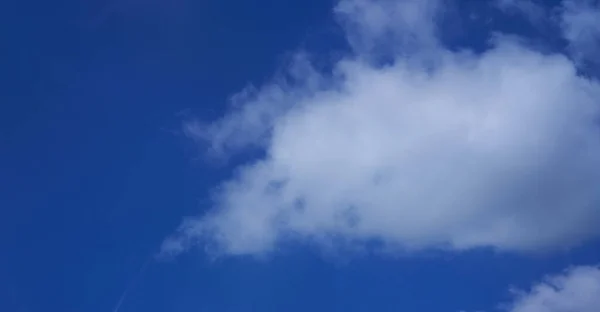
[[2, 0, 600, 312]]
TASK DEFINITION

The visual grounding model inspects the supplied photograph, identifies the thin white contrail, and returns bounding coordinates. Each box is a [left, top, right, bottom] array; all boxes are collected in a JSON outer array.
[[112, 257, 153, 312]]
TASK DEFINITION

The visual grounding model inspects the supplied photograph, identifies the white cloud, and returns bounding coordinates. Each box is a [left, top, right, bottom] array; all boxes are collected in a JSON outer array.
[[561, 0, 600, 65], [334, 0, 440, 57], [505, 265, 600, 312], [162, 0, 600, 256], [497, 0, 600, 66]]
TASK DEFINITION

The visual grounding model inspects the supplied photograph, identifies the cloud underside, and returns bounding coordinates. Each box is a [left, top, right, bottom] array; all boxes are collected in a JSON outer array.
[[162, 0, 600, 256], [505, 265, 600, 312]]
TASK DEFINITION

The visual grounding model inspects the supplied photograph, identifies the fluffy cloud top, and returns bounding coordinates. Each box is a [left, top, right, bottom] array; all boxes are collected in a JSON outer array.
[[506, 265, 600, 312], [162, 0, 600, 256]]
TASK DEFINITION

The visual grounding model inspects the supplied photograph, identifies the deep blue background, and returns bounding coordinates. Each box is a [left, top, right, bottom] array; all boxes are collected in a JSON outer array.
[[1, 0, 598, 311]]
